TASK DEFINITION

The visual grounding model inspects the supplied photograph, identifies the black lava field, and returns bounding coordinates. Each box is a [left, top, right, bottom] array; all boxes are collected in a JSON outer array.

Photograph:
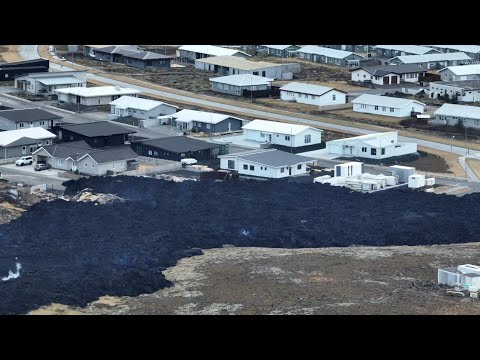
[[1, 176, 480, 314]]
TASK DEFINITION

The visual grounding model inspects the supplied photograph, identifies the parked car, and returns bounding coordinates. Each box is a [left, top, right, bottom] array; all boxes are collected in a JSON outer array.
[[15, 156, 33, 166], [181, 158, 198, 165], [34, 162, 51, 171]]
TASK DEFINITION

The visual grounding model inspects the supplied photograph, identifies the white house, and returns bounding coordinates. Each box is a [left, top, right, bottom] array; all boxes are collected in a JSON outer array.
[[438, 65, 480, 81], [242, 119, 323, 147], [195, 55, 295, 79], [388, 52, 472, 70], [209, 74, 274, 96], [14, 71, 87, 95], [279, 82, 346, 106], [429, 81, 480, 102], [296, 45, 364, 67], [427, 45, 480, 61], [350, 64, 427, 85], [170, 109, 244, 133], [326, 131, 418, 159], [55, 86, 141, 106], [352, 94, 426, 118], [375, 45, 439, 58], [434, 103, 480, 129], [109, 96, 178, 119], [219, 148, 316, 178], [176, 45, 250, 63]]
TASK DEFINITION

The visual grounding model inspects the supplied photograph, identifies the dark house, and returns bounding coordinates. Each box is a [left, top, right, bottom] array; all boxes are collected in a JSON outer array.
[[0, 59, 49, 81], [93, 45, 137, 63], [0, 108, 62, 131], [118, 49, 174, 69], [52, 121, 135, 148], [131, 136, 220, 161]]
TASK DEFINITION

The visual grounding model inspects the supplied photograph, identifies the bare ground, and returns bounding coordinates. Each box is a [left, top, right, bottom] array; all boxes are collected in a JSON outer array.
[[0, 45, 22, 62], [467, 158, 480, 179]]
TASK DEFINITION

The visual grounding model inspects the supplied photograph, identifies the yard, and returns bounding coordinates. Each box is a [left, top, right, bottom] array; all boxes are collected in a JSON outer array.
[[466, 158, 480, 179]]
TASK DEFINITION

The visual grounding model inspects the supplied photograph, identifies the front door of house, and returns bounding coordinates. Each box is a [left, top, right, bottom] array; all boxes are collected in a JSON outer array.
[[289, 167, 292, 176], [268, 134, 272, 142]]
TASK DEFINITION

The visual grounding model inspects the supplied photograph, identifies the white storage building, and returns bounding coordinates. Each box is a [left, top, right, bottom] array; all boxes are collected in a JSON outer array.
[[242, 119, 323, 147], [55, 86, 141, 106], [438, 65, 480, 81], [434, 103, 480, 129], [352, 94, 426, 117], [279, 82, 346, 106]]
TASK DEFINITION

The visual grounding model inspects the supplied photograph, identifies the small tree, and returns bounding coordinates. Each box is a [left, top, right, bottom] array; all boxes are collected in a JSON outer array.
[[451, 94, 459, 104], [455, 118, 465, 131]]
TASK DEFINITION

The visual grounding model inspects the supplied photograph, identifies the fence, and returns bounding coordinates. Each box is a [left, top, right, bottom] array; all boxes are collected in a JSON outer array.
[[242, 87, 280, 98], [122, 162, 182, 176], [317, 103, 353, 111], [0, 158, 16, 165]]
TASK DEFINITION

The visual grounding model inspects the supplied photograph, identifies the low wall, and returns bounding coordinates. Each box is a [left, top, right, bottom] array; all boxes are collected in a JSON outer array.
[[122, 162, 182, 176], [0, 158, 16, 165], [318, 103, 353, 111]]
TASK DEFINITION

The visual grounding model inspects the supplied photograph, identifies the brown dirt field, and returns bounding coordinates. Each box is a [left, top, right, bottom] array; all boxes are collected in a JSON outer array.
[[467, 158, 480, 179], [0, 45, 22, 62], [415, 146, 464, 177]]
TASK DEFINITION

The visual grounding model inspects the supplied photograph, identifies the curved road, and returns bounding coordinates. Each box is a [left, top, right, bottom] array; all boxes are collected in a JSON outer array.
[[18, 46, 480, 181]]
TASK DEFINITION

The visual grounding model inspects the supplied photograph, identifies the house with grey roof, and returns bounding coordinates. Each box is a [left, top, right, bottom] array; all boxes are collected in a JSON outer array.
[[118, 49, 174, 69], [52, 121, 135, 147], [209, 74, 275, 96], [279, 82, 346, 106], [350, 64, 427, 85], [438, 64, 480, 81], [14, 71, 87, 96], [0, 127, 56, 159], [219, 148, 316, 178], [429, 80, 480, 102], [434, 103, 480, 129], [388, 52, 472, 70], [110, 96, 178, 119], [33, 140, 138, 176], [374, 45, 439, 59], [170, 109, 245, 133], [176, 45, 250, 64], [352, 94, 426, 117], [426, 45, 480, 61], [296, 45, 364, 67], [0, 108, 62, 131], [92, 45, 139, 63], [130, 136, 220, 161], [260, 45, 300, 58]]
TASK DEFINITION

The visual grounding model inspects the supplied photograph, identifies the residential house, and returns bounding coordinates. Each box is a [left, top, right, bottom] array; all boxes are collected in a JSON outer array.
[[242, 119, 323, 148], [388, 52, 472, 70], [326, 131, 417, 159], [83, 45, 114, 57], [131, 136, 220, 161], [438, 65, 480, 81], [52, 121, 135, 147], [110, 96, 178, 119], [279, 82, 346, 106], [0, 108, 62, 131], [219, 148, 316, 178], [322, 45, 373, 53], [176, 45, 250, 63], [33, 140, 138, 176], [350, 64, 427, 85], [91, 45, 139, 63], [118, 49, 174, 69], [260, 45, 300, 58], [429, 81, 480, 102], [209, 74, 274, 96], [0, 59, 49, 81], [426, 45, 480, 61], [0, 127, 56, 159], [55, 86, 141, 106], [375, 45, 439, 58], [352, 94, 426, 117], [296, 45, 364, 67], [195, 55, 299, 80], [171, 109, 244, 133], [434, 103, 480, 129], [14, 71, 87, 96]]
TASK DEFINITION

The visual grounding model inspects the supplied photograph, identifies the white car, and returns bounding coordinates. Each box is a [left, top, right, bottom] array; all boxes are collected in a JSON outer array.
[[16, 156, 33, 166], [181, 158, 198, 165]]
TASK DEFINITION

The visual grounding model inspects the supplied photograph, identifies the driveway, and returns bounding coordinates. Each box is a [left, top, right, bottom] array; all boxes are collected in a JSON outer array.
[[0, 163, 62, 178]]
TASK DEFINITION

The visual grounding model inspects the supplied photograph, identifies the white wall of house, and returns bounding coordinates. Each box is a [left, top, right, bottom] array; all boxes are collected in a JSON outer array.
[[351, 69, 421, 85], [58, 94, 136, 106], [280, 90, 346, 106], [220, 157, 309, 178], [429, 83, 480, 102], [351, 69, 374, 82], [244, 128, 322, 147], [353, 102, 425, 117], [111, 104, 177, 120], [327, 134, 418, 159], [79, 157, 129, 176], [435, 114, 480, 129], [439, 69, 480, 82]]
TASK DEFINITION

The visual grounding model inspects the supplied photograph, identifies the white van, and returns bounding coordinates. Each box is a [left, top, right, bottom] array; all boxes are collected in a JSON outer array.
[[15, 156, 33, 166]]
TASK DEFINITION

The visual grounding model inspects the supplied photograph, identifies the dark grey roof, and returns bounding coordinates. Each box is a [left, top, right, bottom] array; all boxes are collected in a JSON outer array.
[[87, 147, 138, 163], [118, 49, 174, 60], [353, 64, 427, 76], [238, 149, 315, 167], [0, 59, 49, 69], [94, 46, 118, 54], [40, 140, 93, 158], [135, 136, 220, 153], [0, 108, 62, 123], [58, 122, 135, 137], [432, 80, 480, 90]]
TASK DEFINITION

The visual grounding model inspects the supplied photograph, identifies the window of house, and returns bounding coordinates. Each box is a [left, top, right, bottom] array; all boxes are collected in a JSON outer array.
[[375, 106, 379, 110], [148, 150, 153, 155], [280, 167, 284, 173], [362, 147, 367, 152], [98, 99, 101, 104], [250, 165, 254, 171], [92, 164, 95, 168], [390, 108, 394, 112], [299, 93, 303, 98], [45, 140, 50, 145], [58, 159, 63, 165], [85, 163, 88, 167], [361, 104, 367, 109], [228, 160, 235, 169], [264, 167, 267, 171], [371, 148, 377, 155], [153, 151, 158, 156], [19, 123, 24, 128], [305, 134, 311, 143], [333, 94, 336, 101], [297, 164, 302, 170], [382, 107, 386, 111], [381, 148, 385, 155], [40, 121, 45, 126], [121, 163, 124, 168], [285, 135, 290, 141], [363, 74, 366, 78], [243, 164, 248, 170], [311, 95, 316, 100], [38, 142, 42, 146], [261, 132, 265, 138], [22, 146, 26, 151], [260, 166, 263, 170]]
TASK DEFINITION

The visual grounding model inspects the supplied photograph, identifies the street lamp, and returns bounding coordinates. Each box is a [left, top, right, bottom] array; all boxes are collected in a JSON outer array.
[[451, 135, 455, 152]]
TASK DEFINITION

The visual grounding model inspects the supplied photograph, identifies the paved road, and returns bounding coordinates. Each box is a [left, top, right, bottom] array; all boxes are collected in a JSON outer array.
[[16, 45, 480, 181], [0, 166, 66, 190]]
